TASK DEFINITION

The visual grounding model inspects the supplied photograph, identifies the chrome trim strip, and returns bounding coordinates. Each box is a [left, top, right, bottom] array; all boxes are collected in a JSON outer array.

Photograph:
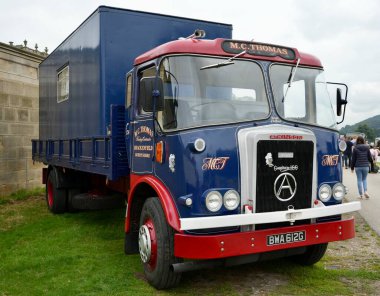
[[180, 201, 361, 231]]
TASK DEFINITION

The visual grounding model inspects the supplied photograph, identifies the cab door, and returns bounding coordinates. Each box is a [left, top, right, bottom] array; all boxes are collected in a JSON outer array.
[[130, 65, 156, 174]]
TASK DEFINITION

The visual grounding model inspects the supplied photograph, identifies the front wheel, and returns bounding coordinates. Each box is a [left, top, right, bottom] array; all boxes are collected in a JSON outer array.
[[139, 197, 182, 289], [291, 243, 328, 265]]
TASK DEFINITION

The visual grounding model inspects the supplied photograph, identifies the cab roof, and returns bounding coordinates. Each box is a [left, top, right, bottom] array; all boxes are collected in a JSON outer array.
[[134, 38, 322, 68]]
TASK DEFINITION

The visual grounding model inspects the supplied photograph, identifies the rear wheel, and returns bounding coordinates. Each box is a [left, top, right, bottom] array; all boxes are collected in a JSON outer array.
[[139, 197, 182, 289], [292, 243, 328, 265], [46, 169, 67, 214]]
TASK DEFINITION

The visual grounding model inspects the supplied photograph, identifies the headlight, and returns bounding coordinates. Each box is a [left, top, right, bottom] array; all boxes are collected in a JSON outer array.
[[205, 191, 223, 212], [194, 138, 206, 152], [223, 190, 240, 210], [332, 183, 345, 201], [318, 184, 332, 202]]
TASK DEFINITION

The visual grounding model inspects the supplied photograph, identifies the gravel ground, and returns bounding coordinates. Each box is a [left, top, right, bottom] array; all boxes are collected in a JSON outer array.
[[182, 211, 380, 295], [325, 212, 380, 271]]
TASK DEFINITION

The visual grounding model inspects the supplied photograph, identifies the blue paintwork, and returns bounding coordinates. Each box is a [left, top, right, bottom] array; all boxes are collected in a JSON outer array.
[[154, 125, 245, 218], [314, 128, 342, 206], [39, 12, 102, 139], [32, 105, 127, 180], [315, 128, 341, 184], [39, 6, 232, 140], [35, 6, 232, 179], [151, 121, 342, 219], [35, 6, 343, 222]]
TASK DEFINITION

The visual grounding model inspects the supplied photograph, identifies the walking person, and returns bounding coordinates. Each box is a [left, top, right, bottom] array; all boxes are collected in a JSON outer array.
[[343, 136, 353, 169], [351, 136, 373, 199]]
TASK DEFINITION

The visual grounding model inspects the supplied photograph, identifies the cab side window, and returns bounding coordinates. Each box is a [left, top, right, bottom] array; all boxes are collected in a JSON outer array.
[[125, 74, 132, 108]]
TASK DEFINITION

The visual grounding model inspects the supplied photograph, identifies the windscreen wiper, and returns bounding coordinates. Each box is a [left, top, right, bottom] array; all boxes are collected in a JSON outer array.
[[200, 50, 247, 70], [282, 58, 301, 102]]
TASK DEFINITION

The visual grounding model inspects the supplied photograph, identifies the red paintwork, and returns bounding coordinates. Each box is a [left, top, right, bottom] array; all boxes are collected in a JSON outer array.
[[47, 180, 53, 208], [144, 218, 158, 271], [174, 218, 355, 259], [126, 174, 181, 232], [270, 135, 303, 140], [134, 38, 322, 67]]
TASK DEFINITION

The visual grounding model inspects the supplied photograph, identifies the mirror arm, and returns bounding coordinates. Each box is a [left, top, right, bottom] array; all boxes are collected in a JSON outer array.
[[151, 89, 163, 135], [151, 89, 160, 135], [337, 103, 346, 124]]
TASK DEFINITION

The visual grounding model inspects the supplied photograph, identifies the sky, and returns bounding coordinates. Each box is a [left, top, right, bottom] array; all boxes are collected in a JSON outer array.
[[1, 0, 379, 127]]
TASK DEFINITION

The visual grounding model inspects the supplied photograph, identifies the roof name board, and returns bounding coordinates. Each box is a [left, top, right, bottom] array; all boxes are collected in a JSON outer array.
[[222, 40, 296, 60]]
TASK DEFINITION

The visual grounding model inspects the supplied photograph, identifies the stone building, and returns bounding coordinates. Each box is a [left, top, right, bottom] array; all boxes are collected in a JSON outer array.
[[0, 41, 48, 195]]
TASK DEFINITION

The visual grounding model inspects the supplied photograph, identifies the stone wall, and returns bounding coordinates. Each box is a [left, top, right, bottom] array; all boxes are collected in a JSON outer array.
[[0, 42, 46, 195]]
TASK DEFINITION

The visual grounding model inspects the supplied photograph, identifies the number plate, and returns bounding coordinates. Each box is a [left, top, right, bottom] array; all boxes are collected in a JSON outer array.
[[267, 231, 306, 246]]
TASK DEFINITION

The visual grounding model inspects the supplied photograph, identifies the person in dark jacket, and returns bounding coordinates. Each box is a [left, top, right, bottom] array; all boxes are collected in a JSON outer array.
[[351, 136, 373, 199], [343, 136, 354, 169]]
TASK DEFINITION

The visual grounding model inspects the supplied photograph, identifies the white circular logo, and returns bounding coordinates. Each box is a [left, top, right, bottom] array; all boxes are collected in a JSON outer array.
[[274, 172, 297, 202]]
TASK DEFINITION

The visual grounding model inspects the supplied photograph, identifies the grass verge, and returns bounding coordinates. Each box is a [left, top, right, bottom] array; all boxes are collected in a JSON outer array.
[[0, 187, 45, 205], [0, 196, 379, 295]]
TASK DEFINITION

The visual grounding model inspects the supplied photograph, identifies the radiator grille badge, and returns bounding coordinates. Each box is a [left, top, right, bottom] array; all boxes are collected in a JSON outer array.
[[274, 172, 297, 201], [265, 152, 274, 167]]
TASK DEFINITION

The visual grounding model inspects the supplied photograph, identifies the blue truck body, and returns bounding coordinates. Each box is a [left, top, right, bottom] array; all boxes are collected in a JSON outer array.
[[34, 6, 232, 179]]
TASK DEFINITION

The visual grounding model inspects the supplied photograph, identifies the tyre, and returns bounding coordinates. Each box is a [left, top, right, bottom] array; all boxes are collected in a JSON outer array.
[[46, 168, 67, 214], [139, 197, 182, 289], [291, 243, 328, 265]]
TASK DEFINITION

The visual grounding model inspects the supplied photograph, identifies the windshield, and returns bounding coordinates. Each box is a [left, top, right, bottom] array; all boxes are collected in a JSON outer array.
[[157, 56, 270, 131], [270, 64, 337, 129]]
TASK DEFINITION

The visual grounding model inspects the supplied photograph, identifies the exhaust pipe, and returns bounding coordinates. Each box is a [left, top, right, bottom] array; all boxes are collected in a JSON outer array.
[[184, 29, 206, 39], [172, 259, 224, 273], [193, 29, 206, 38], [172, 254, 261, 273]]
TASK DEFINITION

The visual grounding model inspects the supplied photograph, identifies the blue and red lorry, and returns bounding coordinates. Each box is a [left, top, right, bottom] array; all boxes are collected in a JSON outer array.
[[32, 6, 361, 289]]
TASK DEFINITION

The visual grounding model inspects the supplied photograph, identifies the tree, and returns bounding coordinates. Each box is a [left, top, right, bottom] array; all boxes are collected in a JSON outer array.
[[339, 124, 351, 135], [356, 124, 376, 142]]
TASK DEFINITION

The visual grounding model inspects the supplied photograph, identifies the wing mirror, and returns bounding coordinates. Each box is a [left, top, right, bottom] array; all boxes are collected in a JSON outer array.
[[139, 77, 163, 112], [336, 88, 347, 117], [327, 82, 348, 124]]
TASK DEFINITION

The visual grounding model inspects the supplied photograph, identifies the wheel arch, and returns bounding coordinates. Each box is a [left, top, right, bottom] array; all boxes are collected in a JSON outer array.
[[46, 165, 82, 189], [126, 174, 181, 233], [46, 165, 59, 187]]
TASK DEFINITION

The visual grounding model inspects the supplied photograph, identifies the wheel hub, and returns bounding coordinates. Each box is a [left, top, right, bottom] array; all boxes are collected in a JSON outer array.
[[139, 225, 152, 263]]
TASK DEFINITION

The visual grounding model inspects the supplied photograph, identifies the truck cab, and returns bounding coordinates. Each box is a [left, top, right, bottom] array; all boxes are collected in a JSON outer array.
[[124, 37, 360, 288]]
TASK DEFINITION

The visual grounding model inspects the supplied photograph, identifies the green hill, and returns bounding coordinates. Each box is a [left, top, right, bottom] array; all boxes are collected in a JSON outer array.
[[340, 115, 380, 139]]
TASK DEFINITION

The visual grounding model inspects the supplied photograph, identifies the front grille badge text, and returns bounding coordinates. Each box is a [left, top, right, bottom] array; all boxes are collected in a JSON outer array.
[[265, 152, 298, 172]]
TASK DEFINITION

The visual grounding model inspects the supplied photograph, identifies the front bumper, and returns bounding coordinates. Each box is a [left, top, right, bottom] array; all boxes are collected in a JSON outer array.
[[179, 201, 361, 230], [174, 217, 355, 259]]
